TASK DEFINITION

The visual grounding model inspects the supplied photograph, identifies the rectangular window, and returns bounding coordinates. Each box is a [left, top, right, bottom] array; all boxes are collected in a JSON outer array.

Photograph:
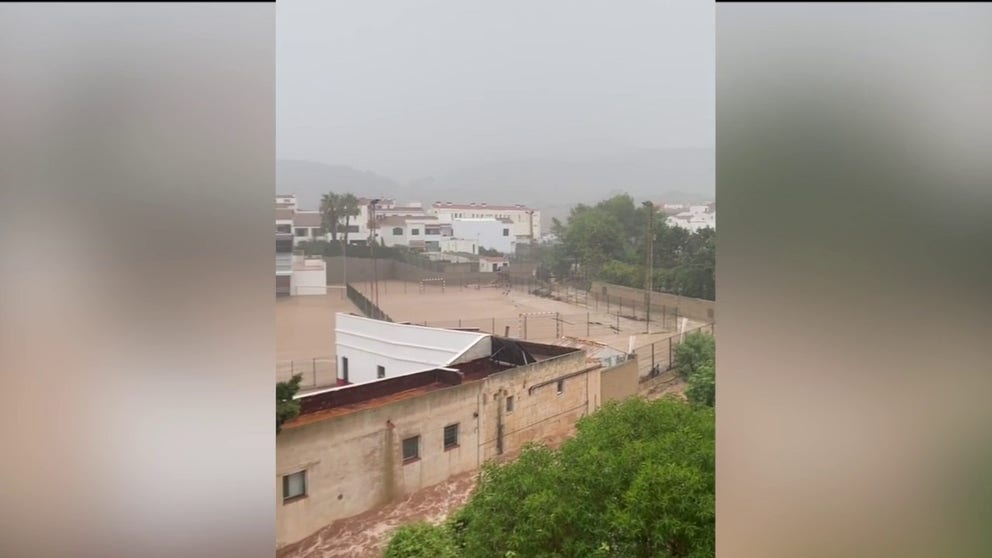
[[276, 224, 292, 234], [556, 380, 564, 395], [313, 227, 325, 237], [443, 423, 459, 450], [294, 227, 308, 237], [282, 470, 307, 502], [402, 435, 420, 463], [341, 357, 349, 383], [503, 229, 509, 236], [506, 396, 514, 413], [411, 229, 420, 235], [377, 365, 385, 379]]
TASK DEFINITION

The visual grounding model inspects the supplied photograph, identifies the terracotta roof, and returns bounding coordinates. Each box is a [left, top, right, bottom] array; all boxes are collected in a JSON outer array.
[[432, 202, 534, 211], [293, 212, 322, 227]]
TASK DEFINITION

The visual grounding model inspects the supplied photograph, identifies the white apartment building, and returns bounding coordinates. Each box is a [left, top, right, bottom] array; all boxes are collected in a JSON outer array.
[[276, 194, 298, 210], [450, 218, 515, 254], [333, 313, 493, 386], [429, 202, 540, 242], [479, 256, 509, 273]]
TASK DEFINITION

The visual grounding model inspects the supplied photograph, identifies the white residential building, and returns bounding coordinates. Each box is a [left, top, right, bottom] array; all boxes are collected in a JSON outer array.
[[478, 256, 509, 273], [276, 194, 298, 211], [334, 313, 493, 386], [450, 218, 515, 254], [429, 202, 540, 242]]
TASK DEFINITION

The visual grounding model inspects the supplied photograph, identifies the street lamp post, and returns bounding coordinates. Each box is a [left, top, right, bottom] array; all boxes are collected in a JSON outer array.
[[642, 201, 655, 333]]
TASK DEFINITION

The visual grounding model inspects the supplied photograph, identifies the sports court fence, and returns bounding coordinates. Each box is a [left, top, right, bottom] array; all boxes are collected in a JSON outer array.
[[276, 356, 338, 389], [633, 323, 715, 380], [346, 283, 393, 322]]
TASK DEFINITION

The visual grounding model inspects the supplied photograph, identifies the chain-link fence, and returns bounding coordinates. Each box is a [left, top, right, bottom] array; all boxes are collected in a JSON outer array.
[[410, 310, 688, 342], [633, 323, 715, 380], [276, 356, 338, 389], [346, 283, 392, 322]]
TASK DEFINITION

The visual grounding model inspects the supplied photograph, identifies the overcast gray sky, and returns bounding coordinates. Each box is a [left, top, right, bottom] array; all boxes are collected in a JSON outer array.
[[277, 0, 713, 182]]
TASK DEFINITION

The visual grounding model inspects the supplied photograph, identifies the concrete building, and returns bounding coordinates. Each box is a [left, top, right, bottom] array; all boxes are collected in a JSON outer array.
[[429, 202, 540, 243], [479, 256, 509, 273], [451, 218, 515, 254], [275, 232, 294, 297], [276, 334, 637, 549], [334, 313, 492, 386], [292, 211, 325, 244], [290, 256, 327, 296], [276, 194, 298, 211]]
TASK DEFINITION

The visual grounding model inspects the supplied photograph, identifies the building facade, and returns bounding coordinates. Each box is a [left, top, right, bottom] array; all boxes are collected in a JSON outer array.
[[450, 218, 515, 254], [276, 338, 611, 549], [429, 202, 541, 242]]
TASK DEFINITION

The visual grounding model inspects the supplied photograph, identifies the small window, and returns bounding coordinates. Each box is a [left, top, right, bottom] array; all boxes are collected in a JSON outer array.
[[443, 423, 459, 450], [377, 365, 385, 379], [411, 229, 420, 236], [341, 357, 349, 383], [503, 229, 509, 236], [556, 380, 564, 395], [282, 470, 307, 502], [392, 227, 403, 235], [402, 436, 420, 462], [295, 227, 308, 237], [506, 396, 514, 413], [276, 224, 291, 234]]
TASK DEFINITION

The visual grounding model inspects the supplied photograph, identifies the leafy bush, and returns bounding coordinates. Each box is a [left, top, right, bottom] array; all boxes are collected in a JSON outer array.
[[384, 523, 458, 558], [276, 374, 302, 434], [673, 332, 716, 380]]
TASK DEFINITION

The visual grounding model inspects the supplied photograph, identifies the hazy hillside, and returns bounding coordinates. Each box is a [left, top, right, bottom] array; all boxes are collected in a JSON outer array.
[[276, 160, 401, 210]]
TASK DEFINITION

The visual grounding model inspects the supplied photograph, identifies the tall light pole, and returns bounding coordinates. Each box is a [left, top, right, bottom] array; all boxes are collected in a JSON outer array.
[[642, 201, 655, 333], [369, 199, 381, 307]]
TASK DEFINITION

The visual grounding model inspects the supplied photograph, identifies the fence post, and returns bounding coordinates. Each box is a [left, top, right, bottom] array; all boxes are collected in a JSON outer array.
[[587, 312, 590, 337], [312, 358, 317, 386], [492, 317, 496, 334], [616, 313, 620, 332], [668, 336, 673, 370], [651, 343, 656, 371], [556, 312, 560, 337], [524, 315, 528, 339]]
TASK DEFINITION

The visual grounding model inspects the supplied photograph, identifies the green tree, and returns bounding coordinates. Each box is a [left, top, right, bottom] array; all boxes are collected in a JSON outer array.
[[672, 332, 715, 380], [686, 363, 715, 408], [384, 523, 459, 558], [338, 193, 361, 246], [276, 374, 303, 434], [320, 192, 341, 244], [444, 397, 714, 558]]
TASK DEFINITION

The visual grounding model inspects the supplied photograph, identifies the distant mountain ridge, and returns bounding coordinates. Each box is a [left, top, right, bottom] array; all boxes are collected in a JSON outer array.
[[277, 148, 713, 227]]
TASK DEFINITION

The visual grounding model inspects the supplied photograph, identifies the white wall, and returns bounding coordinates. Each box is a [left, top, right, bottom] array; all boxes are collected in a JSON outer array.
[[478, 259, 508, 273], [430, 206, 540, 238], [451, 219, 514, 254], [291, 268, 326, 295], [334, 313, 492, 385], [440, 237, 477, 254]]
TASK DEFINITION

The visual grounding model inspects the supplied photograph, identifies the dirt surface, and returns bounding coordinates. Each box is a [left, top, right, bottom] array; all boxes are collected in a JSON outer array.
[[276, 290, 357, 385], [353, 280, 702, 349], [277, 471, 479, 558]]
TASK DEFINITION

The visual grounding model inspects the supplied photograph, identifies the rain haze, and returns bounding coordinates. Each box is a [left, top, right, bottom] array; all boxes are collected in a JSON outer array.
[[277, 0, 714, 218]]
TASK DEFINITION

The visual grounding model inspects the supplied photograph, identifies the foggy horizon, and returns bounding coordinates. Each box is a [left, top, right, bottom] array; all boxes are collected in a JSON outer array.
[[277, 0, 714, 185]]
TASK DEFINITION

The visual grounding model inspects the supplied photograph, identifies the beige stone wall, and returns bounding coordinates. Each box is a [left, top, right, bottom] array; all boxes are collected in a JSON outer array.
[[478, 351, 600, 462], [600, 357, 639, 403], [276, 381, 481, 548], [275, 349, 598, 549], [591, 281, 716, 323]]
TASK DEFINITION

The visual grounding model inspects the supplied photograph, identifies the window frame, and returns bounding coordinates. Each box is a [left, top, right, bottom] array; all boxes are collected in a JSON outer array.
[[341, 356, 349, 383], [443, 423, 459, 450], [402, 435, 420, 463], [377, 365, 385, 379], [556, 379, 564, 395], [282, 470, 307, 503], [506, 395, 514, 413]]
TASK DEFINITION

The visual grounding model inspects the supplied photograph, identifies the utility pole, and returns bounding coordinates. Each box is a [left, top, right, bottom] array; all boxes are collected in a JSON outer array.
[[642, 201, 655, 333], [369, 199, 381, 307]]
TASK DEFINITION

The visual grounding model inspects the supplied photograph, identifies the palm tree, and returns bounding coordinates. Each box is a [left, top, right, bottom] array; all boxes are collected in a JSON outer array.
[[338, 193, 361, 247], [320, 192, 341, 244]]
